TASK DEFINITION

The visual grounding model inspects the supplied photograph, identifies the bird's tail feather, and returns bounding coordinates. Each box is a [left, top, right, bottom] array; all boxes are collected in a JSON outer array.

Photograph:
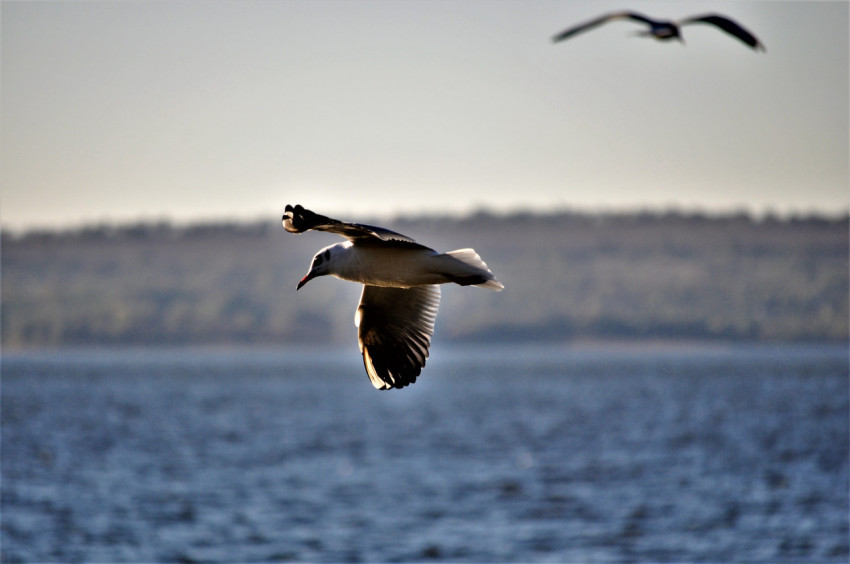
[[445, 249, 504, 291]]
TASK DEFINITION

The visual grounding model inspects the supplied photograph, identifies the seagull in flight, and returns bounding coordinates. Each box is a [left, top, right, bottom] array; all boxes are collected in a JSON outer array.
[[282, 204, 503, 390], [552, 12, 765, 51]]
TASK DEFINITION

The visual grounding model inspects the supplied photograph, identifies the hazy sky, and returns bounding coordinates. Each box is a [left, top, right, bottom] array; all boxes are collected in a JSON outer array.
[[2, 1, 848, 230]]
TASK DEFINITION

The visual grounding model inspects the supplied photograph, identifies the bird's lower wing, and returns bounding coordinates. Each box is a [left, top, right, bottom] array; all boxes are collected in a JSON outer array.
[[283, 204, 426, 247], [680, 14, 764, 50], [355, 285, 441, 390]]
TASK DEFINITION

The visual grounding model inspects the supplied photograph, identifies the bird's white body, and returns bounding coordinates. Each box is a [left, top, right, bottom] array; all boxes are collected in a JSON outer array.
[[321, 241, 503, 290]]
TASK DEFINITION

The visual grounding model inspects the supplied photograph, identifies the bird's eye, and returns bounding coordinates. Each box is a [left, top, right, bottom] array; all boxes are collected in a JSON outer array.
[[314, 255, 323, 266], [324, 250, 331, 260]]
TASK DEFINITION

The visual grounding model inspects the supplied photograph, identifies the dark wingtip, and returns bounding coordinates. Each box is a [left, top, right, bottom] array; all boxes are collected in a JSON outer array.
[[283, 204, 314, 233], [362, 346, 423, 390]]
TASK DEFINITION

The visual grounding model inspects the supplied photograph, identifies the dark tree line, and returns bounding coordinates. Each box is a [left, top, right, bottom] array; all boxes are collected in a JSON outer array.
[[2, 211, 847, 347]]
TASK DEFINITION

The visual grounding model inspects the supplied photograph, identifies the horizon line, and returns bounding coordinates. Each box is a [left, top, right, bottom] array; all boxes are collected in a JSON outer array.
[[3, 203, 849, 237]]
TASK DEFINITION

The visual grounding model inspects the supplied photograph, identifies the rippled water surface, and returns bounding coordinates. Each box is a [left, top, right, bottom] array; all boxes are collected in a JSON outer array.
[[2, 344, 848, 563]]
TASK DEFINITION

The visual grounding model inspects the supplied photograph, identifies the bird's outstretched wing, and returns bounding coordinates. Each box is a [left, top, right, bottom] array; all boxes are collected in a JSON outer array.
[[679, 14, 765, 50], [552, 11, 655, 42], [355, 285, 440, 390], [283, 204, 428, 248]]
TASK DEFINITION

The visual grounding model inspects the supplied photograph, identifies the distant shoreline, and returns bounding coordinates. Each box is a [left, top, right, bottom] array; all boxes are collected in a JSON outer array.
[[4, 211, 847, 348]]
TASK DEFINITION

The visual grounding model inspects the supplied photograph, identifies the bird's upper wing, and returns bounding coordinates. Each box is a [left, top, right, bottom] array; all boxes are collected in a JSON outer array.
[[679, 14, 765, 50], [552, 11, 655, 42], [355, 285, 441, 390], [283, 204, 430, 248]]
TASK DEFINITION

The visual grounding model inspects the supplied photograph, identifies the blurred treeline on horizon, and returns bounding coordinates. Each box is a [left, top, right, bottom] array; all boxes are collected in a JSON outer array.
[[2, 210, 848, 349]]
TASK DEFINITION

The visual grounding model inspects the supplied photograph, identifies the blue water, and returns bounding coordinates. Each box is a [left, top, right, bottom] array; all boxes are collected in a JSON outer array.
[[2, 344, 848, 563]]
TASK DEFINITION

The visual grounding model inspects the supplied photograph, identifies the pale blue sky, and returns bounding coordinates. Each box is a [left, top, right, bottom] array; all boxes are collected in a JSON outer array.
[[2, 1, 848, 230]]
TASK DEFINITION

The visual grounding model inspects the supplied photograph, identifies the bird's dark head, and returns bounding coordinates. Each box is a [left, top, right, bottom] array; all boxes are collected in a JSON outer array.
[[297, 246, 334, 290]]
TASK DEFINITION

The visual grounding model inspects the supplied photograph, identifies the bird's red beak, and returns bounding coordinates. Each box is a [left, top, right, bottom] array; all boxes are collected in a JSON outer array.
[[296, 270, 317, 290]]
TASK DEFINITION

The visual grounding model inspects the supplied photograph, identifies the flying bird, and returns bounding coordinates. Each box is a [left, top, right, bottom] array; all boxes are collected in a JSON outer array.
[[552, 12, 765, 51], [282, 204, 503, 390]]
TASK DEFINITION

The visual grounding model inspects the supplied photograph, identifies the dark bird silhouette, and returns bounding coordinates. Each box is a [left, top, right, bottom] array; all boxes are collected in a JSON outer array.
[[282, 204, 503, 390], [552, 12, 765, 51]]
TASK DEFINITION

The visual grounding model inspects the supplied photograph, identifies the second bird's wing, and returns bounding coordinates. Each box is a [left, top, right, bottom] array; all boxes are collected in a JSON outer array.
[[355, 285, 441, 390], [679, 14, 765, 50], [552, 11, 656, 43]]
